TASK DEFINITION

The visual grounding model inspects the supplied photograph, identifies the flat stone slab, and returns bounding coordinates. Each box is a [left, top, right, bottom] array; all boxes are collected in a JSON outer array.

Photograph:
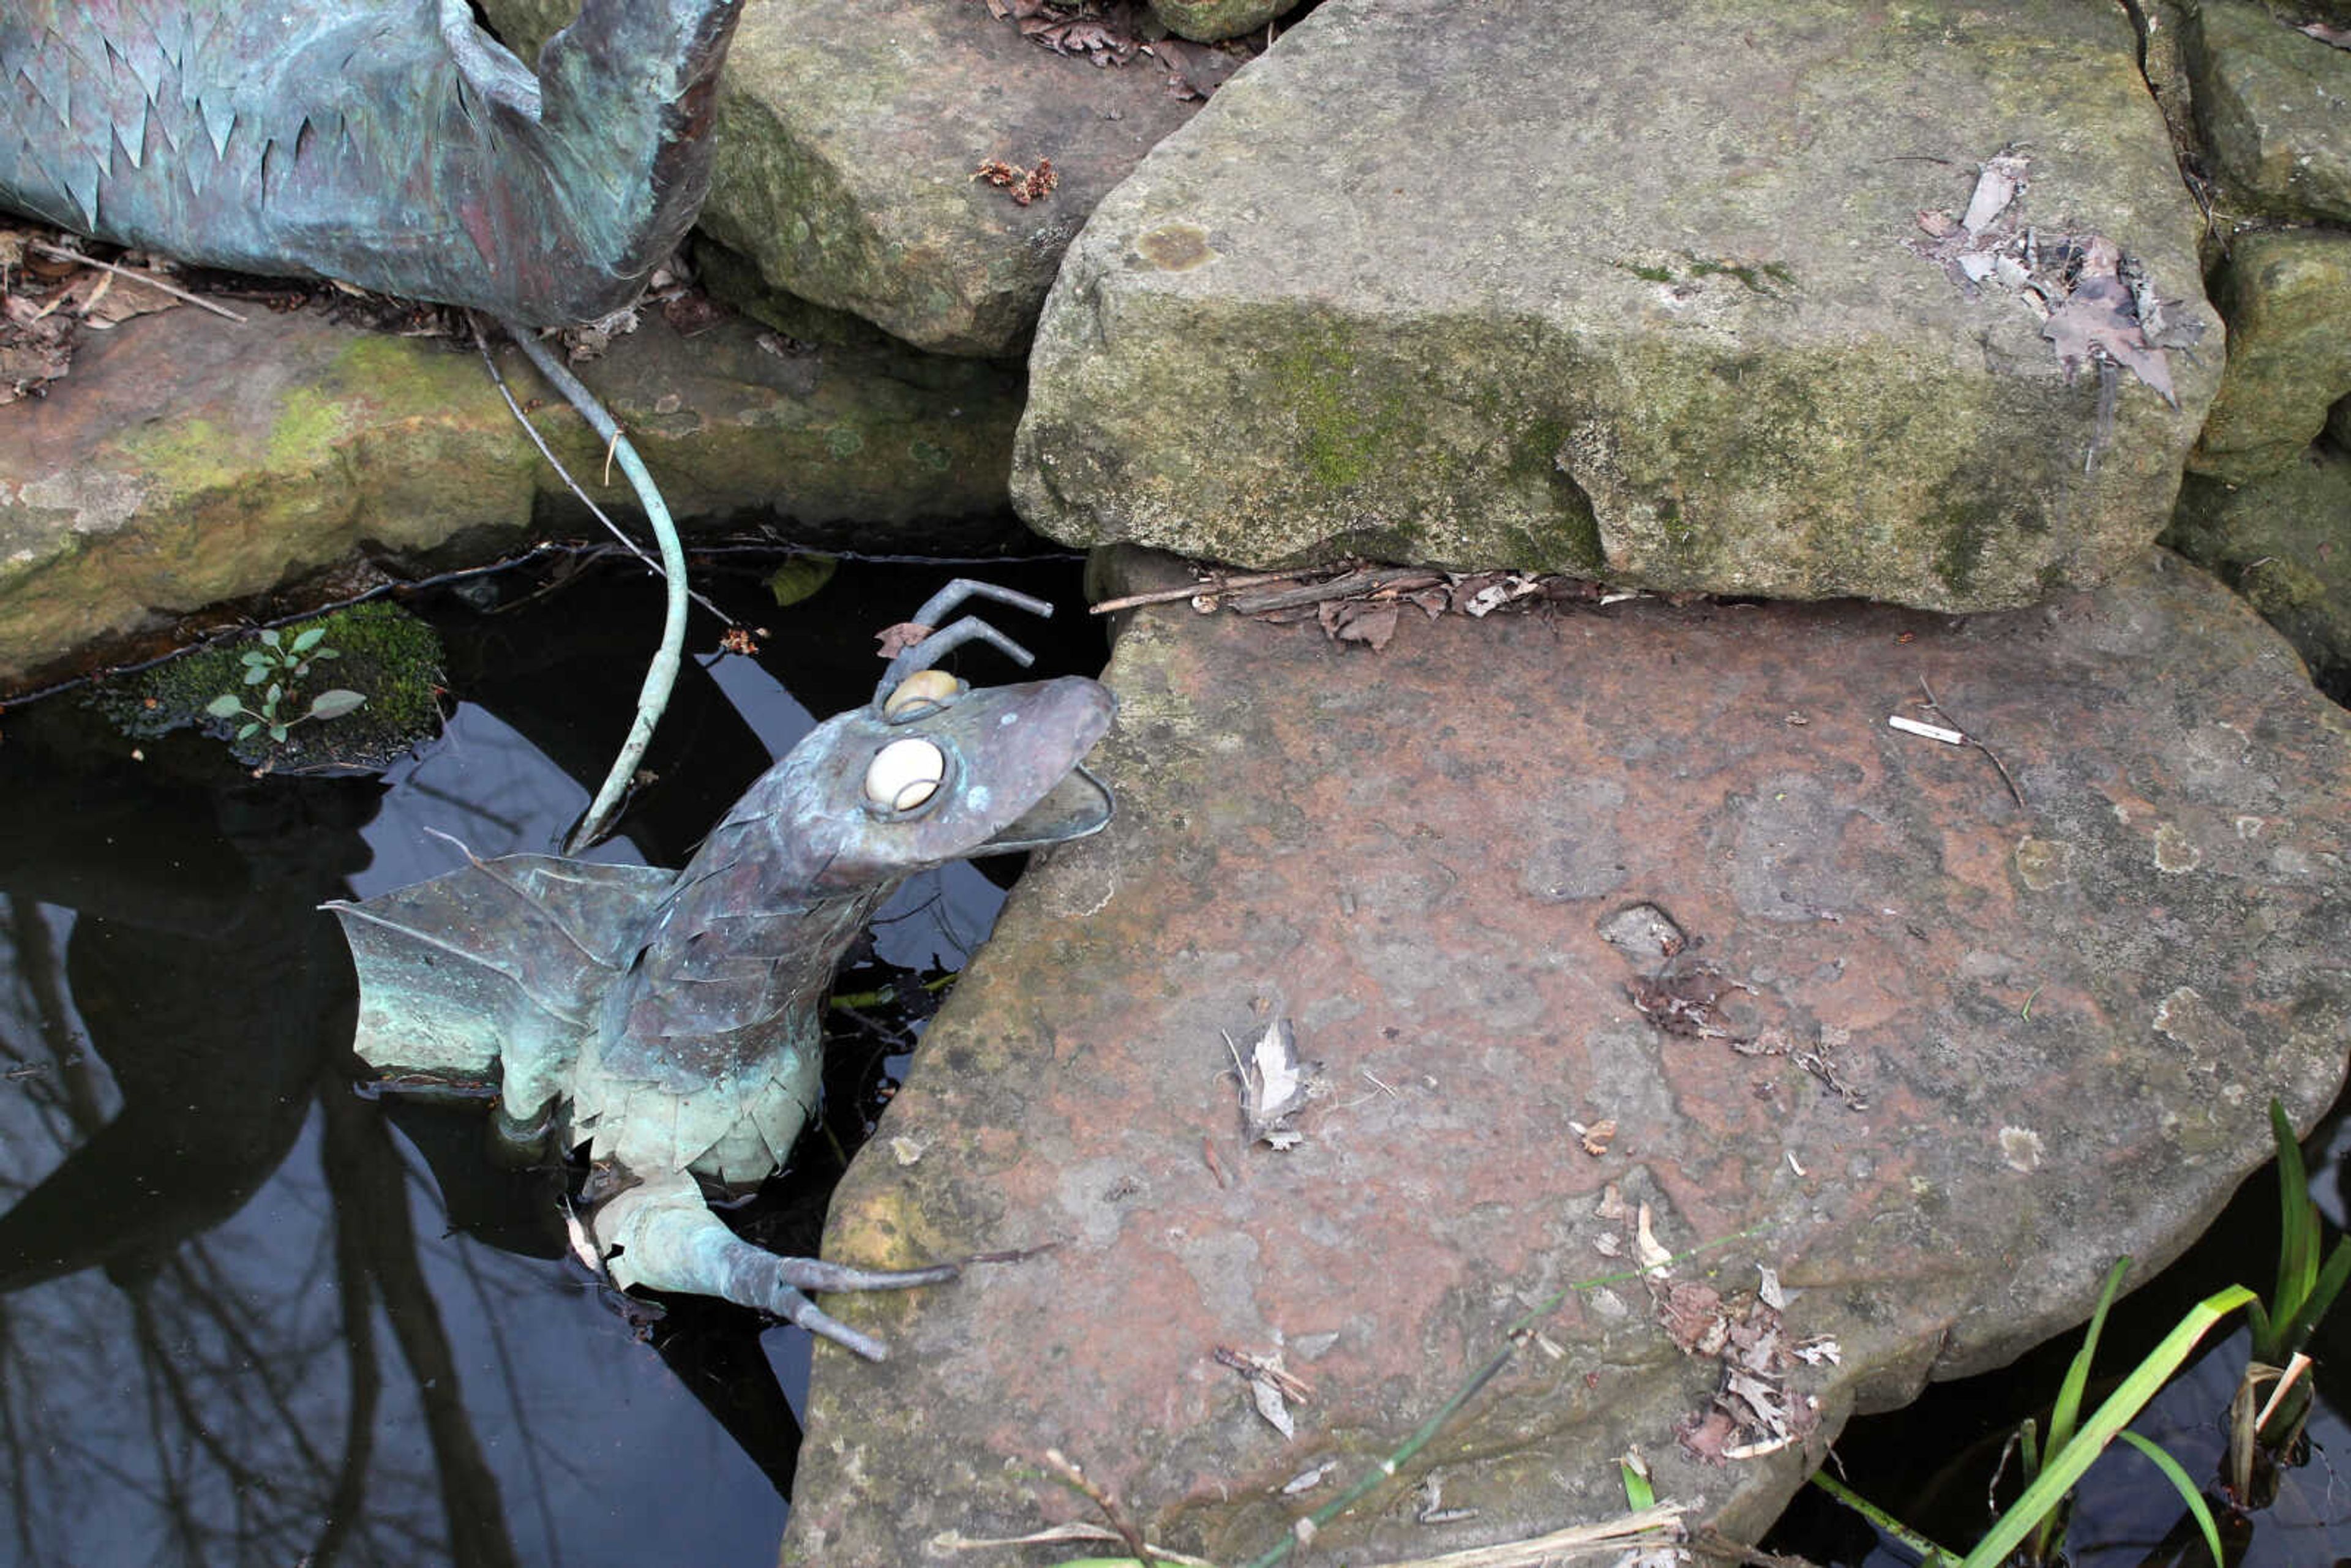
[[0, 302, 1022, 684], [784, 549, 2350, 1564], [1013, 0, 2221, 610], [482, 0, 1207, 355]]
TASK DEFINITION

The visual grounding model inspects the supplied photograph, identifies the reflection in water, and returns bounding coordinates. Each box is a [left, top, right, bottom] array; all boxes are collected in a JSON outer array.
[[0, 559, 1090, 1566]]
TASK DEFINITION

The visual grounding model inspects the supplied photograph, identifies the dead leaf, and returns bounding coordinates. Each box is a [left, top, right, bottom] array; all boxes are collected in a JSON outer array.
[[1229, 1017, 1319, 1148], [1959, 152, 2029, 234], [1250, 1375, 1295, 1438], [1142, 37, 1242, 99], [1316, 596, 1399, 651], [2301, 21, 2351, 47], [2041, 252, 2177, 407], [1676, 1409, 1739, 1465], [1659, 1281, 1727, 1356], [874, 621, 934, 658], [1634, 1202, 1674, 1275]]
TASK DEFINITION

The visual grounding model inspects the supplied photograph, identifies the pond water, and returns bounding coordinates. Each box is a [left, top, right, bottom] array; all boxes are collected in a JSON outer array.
[[1768, 1101, 2351, 1567], [4, 544, 2344, 1568], [0, 552, 1097, 1567]]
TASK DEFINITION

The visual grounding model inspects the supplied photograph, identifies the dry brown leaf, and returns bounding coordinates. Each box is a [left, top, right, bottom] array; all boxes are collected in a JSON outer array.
[[874, 621, 934, 658], [2042, 251, 2177, 407], [1316, 596, 1399, 651]]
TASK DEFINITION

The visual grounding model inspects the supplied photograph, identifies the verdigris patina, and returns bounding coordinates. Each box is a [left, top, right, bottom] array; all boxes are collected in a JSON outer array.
[[329, 584, 1116, 1357], [0, 0, 743, 324]]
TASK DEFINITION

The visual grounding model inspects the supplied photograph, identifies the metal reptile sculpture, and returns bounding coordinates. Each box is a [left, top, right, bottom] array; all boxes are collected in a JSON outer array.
[[1, 0, 743, 324], [329, 585, 1116, 1359]]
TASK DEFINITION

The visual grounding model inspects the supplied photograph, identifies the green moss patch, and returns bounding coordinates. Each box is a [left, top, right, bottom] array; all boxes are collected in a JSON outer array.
[[89, 600, 446, 773]]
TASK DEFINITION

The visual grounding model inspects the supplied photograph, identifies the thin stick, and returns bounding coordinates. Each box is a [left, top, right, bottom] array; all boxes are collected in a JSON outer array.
[[500, 319, 689, 852], [1090, 569, 1302, 615], [1227, 566, 1444, 615], [1918, 674, 2026, 808], [470, 322, 729, 623], [1043, 1447, 1156, 1566], [1692, 1526, 1832, 1568], [28, 241, 249, 321]]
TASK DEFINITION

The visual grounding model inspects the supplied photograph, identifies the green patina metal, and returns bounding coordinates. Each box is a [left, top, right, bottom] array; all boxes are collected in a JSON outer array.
[[1, 0, 745, 326], [328, 584, 1117, 1359]]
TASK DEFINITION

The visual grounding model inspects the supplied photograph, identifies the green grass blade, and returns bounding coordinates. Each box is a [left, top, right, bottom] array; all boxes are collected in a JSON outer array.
[[1810, 1472, 1960, 1567], [2274, 1236, 2351, 1360], [2247, 1298, 2279, 1367], [1621, 1457, 1655, 1510], [2048, 1258, 2132, 1456], [2114, 1431, 2224, 1568], [2272, 1100, 2315, 1316], [1961, 1284, 2255, 1568]]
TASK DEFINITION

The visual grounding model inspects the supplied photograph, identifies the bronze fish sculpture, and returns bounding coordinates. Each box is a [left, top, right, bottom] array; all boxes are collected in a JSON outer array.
[[1, 0, 743, 324]]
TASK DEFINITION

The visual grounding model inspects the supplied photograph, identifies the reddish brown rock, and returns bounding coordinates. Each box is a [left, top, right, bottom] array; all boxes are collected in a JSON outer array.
[[784, 549, 2351, 1562]]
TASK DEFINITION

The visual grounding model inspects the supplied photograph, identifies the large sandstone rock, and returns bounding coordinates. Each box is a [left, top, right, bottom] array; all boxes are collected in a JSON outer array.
[[481, 0, 1205, 355], [2186, 0, 2351, 223], [1013, 0, 2222, 611], [2192, 227, 2351, 478], [2167, 450, 2351, 697], [0, 304, 1022, 685], [782, 549, 2350, 1564]]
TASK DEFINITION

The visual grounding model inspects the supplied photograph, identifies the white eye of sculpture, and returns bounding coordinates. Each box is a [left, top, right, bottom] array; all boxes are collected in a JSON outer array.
[[883, 667, 961, 720], [865, 737, 947, 811]]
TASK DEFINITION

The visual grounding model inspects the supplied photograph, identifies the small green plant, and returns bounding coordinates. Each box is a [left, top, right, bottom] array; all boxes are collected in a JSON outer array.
[[1813, 1257, 2248, 1568], [204, 625, 367, 745], [2225, 1100, 2351, 1501]]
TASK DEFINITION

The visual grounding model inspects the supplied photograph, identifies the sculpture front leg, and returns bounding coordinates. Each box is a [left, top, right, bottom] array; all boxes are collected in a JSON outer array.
[[594, 1171, 957, 1362]]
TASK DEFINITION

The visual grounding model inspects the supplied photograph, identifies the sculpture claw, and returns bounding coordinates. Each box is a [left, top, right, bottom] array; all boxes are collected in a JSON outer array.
[[593, 1172, 955, 1361]]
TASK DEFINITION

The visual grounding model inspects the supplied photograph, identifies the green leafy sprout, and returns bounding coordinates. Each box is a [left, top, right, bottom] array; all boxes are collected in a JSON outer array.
[[204, 625, 367, 744]]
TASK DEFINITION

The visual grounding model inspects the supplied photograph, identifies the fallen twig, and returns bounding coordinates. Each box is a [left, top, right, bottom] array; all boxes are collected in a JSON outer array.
[[1366, 1504, 1687, 1566], [1042, 1447, 1156, 1566], [1226, 566, 1444, 615], [29, 241, 247, 322], [1090, 569, 1300, 615], [1918, 675, 2026, 808], [1693, 1525, 1831, 1568], [931, 1521, 1218, 1566]]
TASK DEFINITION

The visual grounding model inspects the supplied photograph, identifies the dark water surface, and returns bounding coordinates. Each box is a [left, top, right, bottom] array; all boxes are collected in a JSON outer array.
[[1767, 1101, 2351, 1567], [0, 554, 1095, 1568]]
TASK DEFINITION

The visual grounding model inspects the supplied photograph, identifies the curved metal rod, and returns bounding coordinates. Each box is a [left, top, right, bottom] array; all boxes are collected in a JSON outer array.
[[907, 579, 1054, 629], [874, 618, 1037, 704]]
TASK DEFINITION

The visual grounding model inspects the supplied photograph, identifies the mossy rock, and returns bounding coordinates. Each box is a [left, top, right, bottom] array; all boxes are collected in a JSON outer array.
[[2162, 450, 2351, 699], [88, 601, 446, 775]]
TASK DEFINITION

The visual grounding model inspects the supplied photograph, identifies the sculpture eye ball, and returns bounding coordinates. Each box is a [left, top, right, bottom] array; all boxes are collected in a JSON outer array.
[[883, 669, 961, 720], [864, 737, 947, 812]]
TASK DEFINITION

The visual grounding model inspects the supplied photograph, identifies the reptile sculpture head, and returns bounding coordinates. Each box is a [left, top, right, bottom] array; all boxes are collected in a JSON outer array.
[[329, 582, 1115, 1357]]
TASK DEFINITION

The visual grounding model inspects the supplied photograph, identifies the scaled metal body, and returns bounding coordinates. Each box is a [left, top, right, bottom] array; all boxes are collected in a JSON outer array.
[[1, 0, 744, 324], [329, 585, 1116, 1356]]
